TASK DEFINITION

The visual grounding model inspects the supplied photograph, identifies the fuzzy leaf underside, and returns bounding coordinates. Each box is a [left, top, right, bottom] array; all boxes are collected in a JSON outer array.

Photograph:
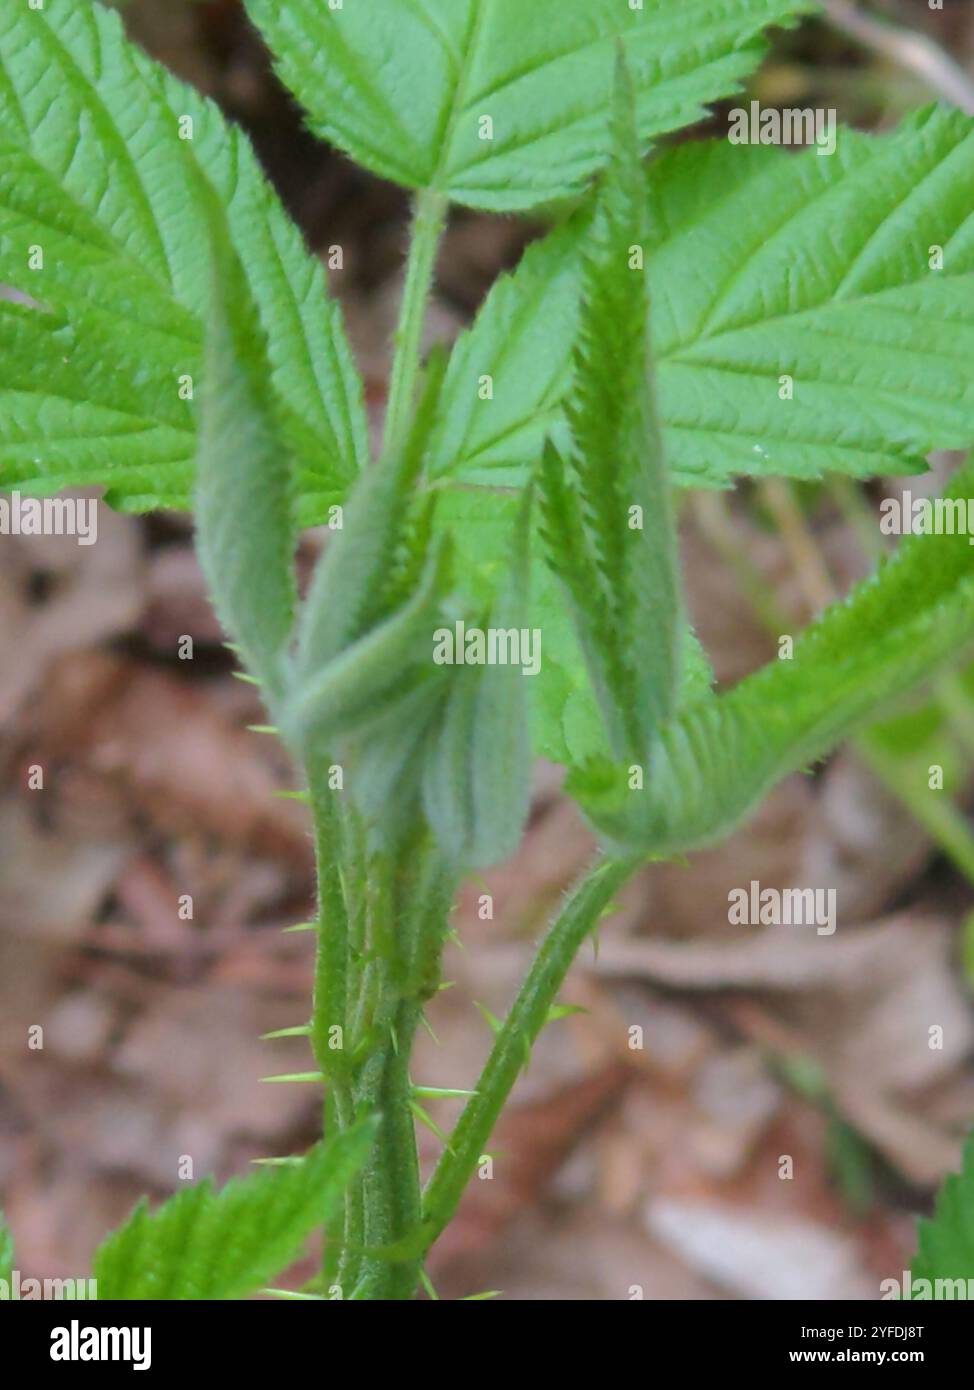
[[421, 491, 533, 866], [432, 108, 974, 491], [574, 458, 974, 855], [540, 57, 683, 765], [194, 203, 298, 698], [912, 1133, 974, 1291], [432, 486, 713, 766], [92, 1122, 376, 1301], [244, 0, 815, 213], [0, 0, 367, 515]]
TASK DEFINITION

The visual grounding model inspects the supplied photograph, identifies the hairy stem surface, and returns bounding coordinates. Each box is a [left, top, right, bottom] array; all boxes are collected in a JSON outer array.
[[421, 854, 642, 1251], [382, 186, 448, 455]]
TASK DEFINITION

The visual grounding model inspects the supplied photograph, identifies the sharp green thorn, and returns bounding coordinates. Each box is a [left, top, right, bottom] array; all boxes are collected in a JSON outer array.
[[261, 1024, 312, 1040], [283, 921, 317, 934], [412, 1086, 477, 1099], [461, 1290, 503, 1301], [419, 1269, 440, 1301], [408, 1099, 451, 1146], [247, 724, 278, 735], [262, 1288, 325, 1300], [473, 1000, 503, 1035], [545, 1003, 587, 1025], [233, 671, 261, 686], [260, 1071, 325, 1084], [419, 1012, 441, 1045], [251, 1156, 303, 1167]]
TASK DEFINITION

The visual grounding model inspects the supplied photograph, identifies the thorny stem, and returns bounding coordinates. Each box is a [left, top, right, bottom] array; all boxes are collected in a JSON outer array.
[[307, 774, 360, 1288], [350, 841, 457, 1299], [309, 780, 459, 1297], [382, 186, 449, 456], [353, 998, 424, 1300], [421, 855, 643, 1252]]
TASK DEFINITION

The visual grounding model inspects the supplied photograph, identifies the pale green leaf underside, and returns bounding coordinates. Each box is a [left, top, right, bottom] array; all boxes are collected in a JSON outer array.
[[195, 207, 298, 697], [0, 0, 367, 514], [431, 487, 712, 765], [541, 59, 684, 764], [912, 1132, 974, 1289], [244, 0, 814, 213], [432, 108, 974, 490], [575, 457, 974, 856], [92, 1123, 375, 1300]]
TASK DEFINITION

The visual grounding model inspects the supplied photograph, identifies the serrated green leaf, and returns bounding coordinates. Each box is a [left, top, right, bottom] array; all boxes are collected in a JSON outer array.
[[195, 203, 297, 698], [93, 1121, 376, 1301], [540, 56, 683, 764], [434, 108, 974, 491], [244, 0, 814, 213], [575, 459, 974, 855], [912, 1132, 974, 1293], [0, 0, 366, 513]]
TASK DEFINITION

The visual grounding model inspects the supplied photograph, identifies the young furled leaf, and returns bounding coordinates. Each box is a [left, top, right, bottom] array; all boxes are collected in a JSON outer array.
[[432, 107, 974, 492], [294, 351, 448, 675], [422, 491, 534, 868], [194, 202, 297, 700], [92, 1121, 376, 1301], [244, 0, 815, 213], [540, 57, 684, 765], [574, 458, 974, 856], [911, 1131, 974, 1292], [284, 353, 457, 766], [427, 487, 713, 768], [0, 0, 366, 515], [284, 537, 454, 756]]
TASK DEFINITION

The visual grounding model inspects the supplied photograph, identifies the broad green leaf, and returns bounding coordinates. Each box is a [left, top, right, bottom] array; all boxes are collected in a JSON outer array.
[[195, 202, 297, 699], [0, 1212, 13, 1285], [574, 458, 974, 855], [540, 57, 683, 764], [244, 0, 814, 213], [433, 107, 974, 490], [93, 1121, 376, 1301], [0, 0, 367, 514], [912, 1132, 974, 1293]]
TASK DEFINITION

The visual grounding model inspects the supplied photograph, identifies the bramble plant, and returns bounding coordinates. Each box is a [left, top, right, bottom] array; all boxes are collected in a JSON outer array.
[[2, 0, 974, 1301]]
